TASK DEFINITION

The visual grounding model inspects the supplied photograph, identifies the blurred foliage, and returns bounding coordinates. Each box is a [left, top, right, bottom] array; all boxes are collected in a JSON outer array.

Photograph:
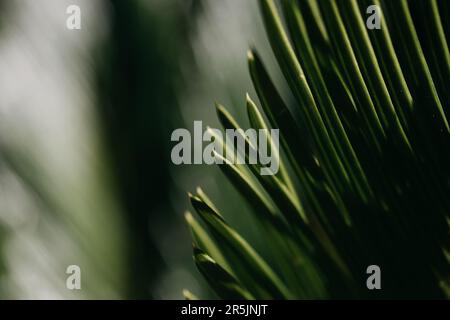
[[95, 0, 203, 298], [0, 0, 203, 299]]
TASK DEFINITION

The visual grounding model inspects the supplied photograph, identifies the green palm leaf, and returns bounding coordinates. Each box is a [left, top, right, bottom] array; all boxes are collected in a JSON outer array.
[[185, 0, 450, 299]]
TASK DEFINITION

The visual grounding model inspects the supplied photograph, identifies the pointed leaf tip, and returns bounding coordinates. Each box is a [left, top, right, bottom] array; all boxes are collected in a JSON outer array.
[[247, 49, 255, 62]]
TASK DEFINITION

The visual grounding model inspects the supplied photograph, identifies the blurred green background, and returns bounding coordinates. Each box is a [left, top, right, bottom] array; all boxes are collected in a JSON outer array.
[[0, 0, 282, 299]]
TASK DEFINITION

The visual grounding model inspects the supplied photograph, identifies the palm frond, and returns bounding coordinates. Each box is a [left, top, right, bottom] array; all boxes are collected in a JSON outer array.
[[186, 0, 450, 299]]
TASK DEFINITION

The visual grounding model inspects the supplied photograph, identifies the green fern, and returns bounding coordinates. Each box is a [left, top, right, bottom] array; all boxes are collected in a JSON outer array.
[[185, 0, 450, 299]]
